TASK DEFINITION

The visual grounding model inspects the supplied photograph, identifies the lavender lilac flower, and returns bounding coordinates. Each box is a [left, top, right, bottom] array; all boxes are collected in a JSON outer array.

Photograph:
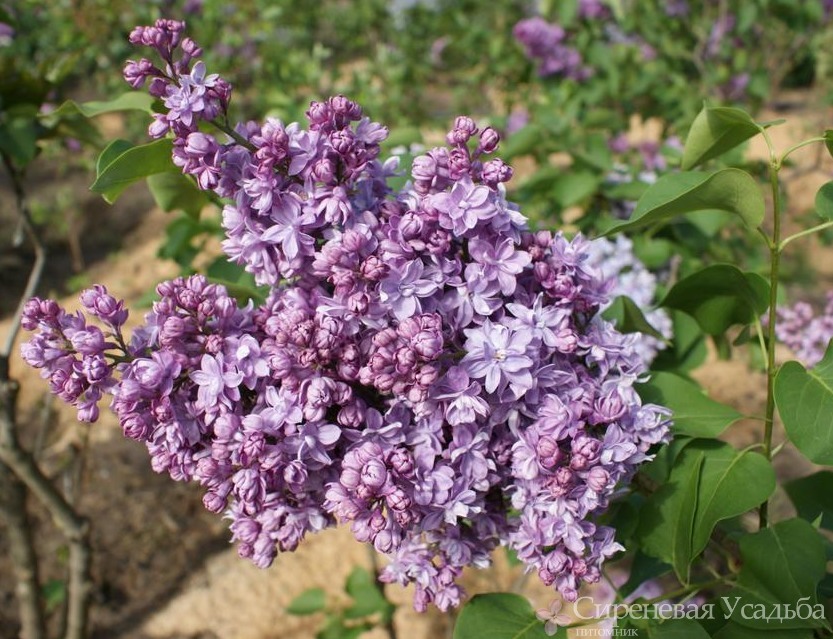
[[774, 293, 833, 367], [22, 20, 670, 611], [585, 236, 672, 365]]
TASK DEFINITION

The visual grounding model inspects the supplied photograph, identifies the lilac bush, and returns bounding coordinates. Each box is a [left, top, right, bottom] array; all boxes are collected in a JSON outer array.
[[21, 20, 670, 611]]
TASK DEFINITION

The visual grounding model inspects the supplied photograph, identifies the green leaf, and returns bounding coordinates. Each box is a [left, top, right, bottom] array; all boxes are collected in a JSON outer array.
[[206, 257, 268, 305], [604, 169, 765, 235], [550, 171, 600, 208], [652, 311, 707, 373], [343, 567, 393, 621], [721, 519, 828, 631], [91, 138, 174, 203], [286, 588, 326, 616], [0, 117, 39, 167], [48, 91, 156, 119], [602, 296, 667, 341], [660, 265, 769, 335], [823, 129, 833, 160], [453, 593, 558, 639], [814, 181, 833, 221], [636, 440, 775, 583], [316, 614, 372, 639], [619, 552, 671, 598], [147, 172, 210, 218], [42, 579, 67, 615], [96, 139, 134, 175], [682, 105, 760, 170], [502, 124, 544, 160], [774, 343, 833, 464], [784, 471, 833, 529], [650, 619, 711, 638], [637, 372, 742, 437]]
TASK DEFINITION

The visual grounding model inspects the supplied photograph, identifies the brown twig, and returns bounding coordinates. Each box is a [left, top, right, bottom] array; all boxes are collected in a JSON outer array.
[[0, 379, 93, 639], [0, 455, 45, 639], [1, 151, 93, 639]]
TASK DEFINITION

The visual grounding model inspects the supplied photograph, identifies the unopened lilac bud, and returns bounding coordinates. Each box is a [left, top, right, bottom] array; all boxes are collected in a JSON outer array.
[[69, 329, 106, 356], [536, 435, 563, 469], [447, 147, 471, 179], [329, 129, 355, 155], [412, 330, 443, 360], [148, 113, 170, 138], [80, 285, 128, 327], [387, 487, 411, 512], [328, 95, 362, 120], [374, 529, 394, 553], [478, 126, 500, 154], [82, 355, 110, 384], [337, 402, 365, 428], [388, 449, 415, 477], [360, 256, 388, 281], [361, 459, 388, 490], [586, 466, 609, 492], [203, 490, 227, 513], [446, 116, 478, 145], [312, 158, 335, 182], [481, 158, 513, 186], [306, 100, 330, 128], [341, 466, 361, 490], [184, 131, 217, 157], [284, 460, 308, 486]]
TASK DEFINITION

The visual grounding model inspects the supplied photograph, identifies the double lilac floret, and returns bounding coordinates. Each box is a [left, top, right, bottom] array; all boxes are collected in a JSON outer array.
[[21, 22, 670, 612]]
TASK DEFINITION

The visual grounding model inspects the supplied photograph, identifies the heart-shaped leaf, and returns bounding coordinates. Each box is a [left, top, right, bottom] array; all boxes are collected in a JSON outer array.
[[453, 593, 560, 639], [814, 181, 833, 221], [637, 372, 742, 437], [661, 265, 769, 335], [636, 440, 775, 583], [603, 296, 667, 341], [784, 471, 833, 530], [682, 105, 760, 170], [775, 343, 833, 464], [721, 519, 829, 631], [605, 169, 765, 235], [91, 138, 174, 203]]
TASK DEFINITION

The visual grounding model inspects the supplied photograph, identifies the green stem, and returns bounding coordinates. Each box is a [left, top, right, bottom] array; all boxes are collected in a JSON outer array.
[[759, 149, 782, 530], [211, 118, 256, 151], [779, 136, 825, 166], [779, 221, 833, 251]]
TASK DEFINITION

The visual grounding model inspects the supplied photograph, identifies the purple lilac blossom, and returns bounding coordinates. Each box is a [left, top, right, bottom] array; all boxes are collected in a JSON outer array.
[[22, 20, 671, 612], [774, 293, 833, 367], [584, 236, 672, 366]]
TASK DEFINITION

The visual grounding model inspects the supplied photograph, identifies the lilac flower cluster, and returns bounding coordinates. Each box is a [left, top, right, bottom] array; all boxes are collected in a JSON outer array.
[[512, 17, 591, 80], [513, 9, 659, 78], [21, 21, 670, 611], [585, 236, 672, 365], [774, 293, 833, 367]]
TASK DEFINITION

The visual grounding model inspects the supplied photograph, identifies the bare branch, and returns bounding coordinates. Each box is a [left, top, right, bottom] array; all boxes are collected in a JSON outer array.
[[0, 379, 93, 639], [1, 154, 47, 361], [0, 458, 45, 639]]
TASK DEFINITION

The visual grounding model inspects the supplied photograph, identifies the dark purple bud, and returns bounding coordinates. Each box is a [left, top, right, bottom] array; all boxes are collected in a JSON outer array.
[[388, 449, 415, 477], [478, 126, 500, 154], [386, 487, 411, 512], [536, 435, 563, 469], [480, 158, 513, 186]]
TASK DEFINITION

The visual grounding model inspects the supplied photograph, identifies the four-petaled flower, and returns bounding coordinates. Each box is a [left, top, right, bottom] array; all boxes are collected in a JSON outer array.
[[536, 599, 572, 636]]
